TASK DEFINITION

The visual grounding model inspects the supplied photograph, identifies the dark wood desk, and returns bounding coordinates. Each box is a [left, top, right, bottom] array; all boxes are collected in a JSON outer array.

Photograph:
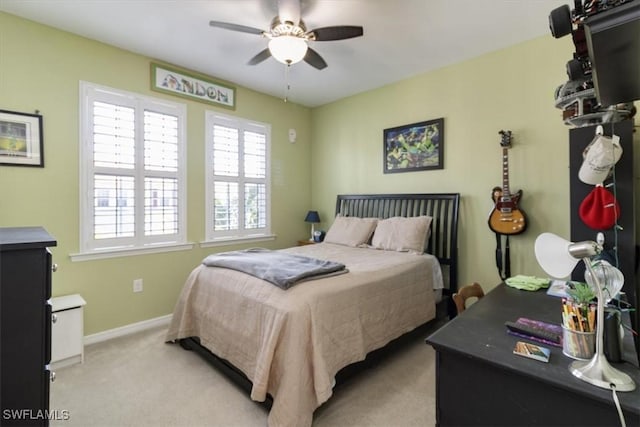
[[426, 284, 640, 426]]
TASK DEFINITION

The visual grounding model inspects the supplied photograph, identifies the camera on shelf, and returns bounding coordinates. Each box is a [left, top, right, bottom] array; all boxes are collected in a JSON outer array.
[[549, 1, 636, 127]]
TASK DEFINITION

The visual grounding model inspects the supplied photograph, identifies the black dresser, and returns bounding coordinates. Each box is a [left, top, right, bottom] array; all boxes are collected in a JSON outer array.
[[1, 227, 57, 426]]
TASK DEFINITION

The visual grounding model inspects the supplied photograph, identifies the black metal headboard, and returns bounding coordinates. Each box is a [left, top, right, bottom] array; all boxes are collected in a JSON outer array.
[[335, 193, 460, 293]]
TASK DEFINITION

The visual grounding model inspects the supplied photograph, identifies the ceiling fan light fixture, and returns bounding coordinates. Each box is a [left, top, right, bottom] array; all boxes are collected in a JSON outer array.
[[268, 35, 307, 65]]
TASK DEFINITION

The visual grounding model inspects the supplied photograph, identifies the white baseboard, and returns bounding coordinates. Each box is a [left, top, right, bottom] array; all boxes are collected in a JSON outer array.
[[84, 314, 172, 346]]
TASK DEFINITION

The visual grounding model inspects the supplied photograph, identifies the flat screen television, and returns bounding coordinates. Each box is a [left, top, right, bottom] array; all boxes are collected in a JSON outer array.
[[584, 1, 640, 105]]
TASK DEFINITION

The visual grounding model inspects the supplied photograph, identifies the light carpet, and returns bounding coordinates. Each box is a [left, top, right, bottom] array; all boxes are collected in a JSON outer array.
[[50, 325, 438, 427]]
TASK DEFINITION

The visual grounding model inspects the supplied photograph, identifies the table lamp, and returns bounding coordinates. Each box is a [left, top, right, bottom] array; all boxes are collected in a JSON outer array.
[[304, 210, 320, 241], [534, 232, 635, 391]]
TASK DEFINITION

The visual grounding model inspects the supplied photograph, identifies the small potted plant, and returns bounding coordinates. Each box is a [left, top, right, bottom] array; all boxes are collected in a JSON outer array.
[[566, 281, 596, 306]]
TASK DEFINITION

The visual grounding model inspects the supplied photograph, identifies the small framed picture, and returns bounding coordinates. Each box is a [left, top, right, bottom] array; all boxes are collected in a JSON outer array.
[[0, 109, 44, 167], [383, 118, 444, 173]]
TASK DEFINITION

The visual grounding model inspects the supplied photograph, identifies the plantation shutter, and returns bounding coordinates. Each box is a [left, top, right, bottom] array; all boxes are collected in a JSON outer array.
[[80, 81, 186, 254], [207, 113, 270, 241]]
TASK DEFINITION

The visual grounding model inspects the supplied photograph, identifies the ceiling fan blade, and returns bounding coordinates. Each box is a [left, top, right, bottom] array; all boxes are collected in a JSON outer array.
[[311, 26, 364, 41], [209, 21, 264, 35], [303, 48, 327, 70], [277, 0, 301, 25], [248, 48, 272, 65]]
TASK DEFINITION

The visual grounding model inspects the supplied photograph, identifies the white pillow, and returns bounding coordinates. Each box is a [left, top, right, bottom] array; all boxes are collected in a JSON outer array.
[[370, 216, 433, 254], [324, 216, 378, 247]]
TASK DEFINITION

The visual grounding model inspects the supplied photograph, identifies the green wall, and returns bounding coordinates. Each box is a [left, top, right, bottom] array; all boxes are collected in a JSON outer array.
[[0, 12, 312, 335], [310, 35, 591, 292]]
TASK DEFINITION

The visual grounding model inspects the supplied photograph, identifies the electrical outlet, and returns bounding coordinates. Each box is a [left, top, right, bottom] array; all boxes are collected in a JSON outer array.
[[133, 278, 143, 293]]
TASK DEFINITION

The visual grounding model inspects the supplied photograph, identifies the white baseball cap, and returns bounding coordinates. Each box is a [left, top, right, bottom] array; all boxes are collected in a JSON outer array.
[[578, 133, 622, 185]]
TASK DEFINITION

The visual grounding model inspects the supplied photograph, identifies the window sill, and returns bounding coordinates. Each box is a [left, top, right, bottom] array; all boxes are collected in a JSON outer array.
[[200, 234, 276, 248], [70, 242, 195, 262]]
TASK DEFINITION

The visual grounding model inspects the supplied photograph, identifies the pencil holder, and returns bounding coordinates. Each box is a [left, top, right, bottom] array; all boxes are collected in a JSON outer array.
[[562, 325, 595, 360]]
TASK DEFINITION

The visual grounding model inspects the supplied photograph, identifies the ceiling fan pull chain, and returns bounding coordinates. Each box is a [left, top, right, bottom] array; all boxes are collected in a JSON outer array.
[[284, 64, 291, 103]]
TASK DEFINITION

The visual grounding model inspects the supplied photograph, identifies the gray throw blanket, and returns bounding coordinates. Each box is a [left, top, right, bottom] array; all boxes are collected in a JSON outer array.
[[202, 248, 347, 290]]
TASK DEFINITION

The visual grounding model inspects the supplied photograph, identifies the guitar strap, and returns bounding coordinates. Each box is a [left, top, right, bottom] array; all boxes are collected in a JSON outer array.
[[495, 233, 511, 281]]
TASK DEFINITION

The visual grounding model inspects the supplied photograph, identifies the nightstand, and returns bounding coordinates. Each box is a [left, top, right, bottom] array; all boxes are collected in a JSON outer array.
[[297, 240, 317, 246]]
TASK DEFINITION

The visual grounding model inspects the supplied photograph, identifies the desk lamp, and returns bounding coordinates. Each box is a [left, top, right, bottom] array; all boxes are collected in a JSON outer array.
[[534, 232, 635, 391], [304, 210, 320, 241]]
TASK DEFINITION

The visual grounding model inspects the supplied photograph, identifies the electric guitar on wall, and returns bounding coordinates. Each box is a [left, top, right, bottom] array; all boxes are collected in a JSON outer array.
[[488, 130, 527, 235]]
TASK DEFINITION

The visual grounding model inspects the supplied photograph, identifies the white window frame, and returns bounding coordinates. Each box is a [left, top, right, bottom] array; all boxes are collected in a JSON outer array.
[[73, 81, 191, 261], [203, 111, 273, 245]]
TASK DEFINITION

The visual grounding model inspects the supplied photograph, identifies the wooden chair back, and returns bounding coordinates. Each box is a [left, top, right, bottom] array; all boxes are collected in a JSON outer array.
[[452, 282, 484, 314]]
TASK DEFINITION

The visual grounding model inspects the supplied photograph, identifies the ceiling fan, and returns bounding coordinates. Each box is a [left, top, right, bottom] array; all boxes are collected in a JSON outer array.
[[209, 0, 363, 70]]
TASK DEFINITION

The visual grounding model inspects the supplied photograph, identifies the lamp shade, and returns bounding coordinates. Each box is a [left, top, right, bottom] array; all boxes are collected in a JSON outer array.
[[304, 210, 320, 223], [268, 35, 308, 65], [534, 232, 580, 278]]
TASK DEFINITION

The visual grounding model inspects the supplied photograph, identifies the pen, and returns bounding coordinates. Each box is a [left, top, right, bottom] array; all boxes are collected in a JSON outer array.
[[573, 313, 583, 332], [588, 305, 595, 332], [577, 308, 587, 332], [562, 299, 570, 328]]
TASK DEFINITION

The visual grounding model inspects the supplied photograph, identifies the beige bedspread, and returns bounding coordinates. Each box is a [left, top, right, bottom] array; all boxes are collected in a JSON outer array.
[[165, 243, 442, 427]]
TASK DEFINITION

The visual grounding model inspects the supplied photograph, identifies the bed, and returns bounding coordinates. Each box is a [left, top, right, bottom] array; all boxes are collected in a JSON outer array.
[[165, 193, 460, 427]]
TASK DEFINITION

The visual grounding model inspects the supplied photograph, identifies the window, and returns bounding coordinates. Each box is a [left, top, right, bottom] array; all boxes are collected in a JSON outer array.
[[205, 112, 271, 242], [78, 82, 187, 256]]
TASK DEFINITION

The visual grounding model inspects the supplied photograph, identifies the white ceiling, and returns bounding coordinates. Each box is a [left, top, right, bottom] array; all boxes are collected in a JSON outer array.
[[0, 0, 570, 107]]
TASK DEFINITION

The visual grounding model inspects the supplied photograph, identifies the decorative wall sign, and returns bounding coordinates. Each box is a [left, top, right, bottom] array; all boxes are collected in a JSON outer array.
[[0, 109, 44, 167], [151, 62, 235, 109], [383, 118, 444, 173]]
